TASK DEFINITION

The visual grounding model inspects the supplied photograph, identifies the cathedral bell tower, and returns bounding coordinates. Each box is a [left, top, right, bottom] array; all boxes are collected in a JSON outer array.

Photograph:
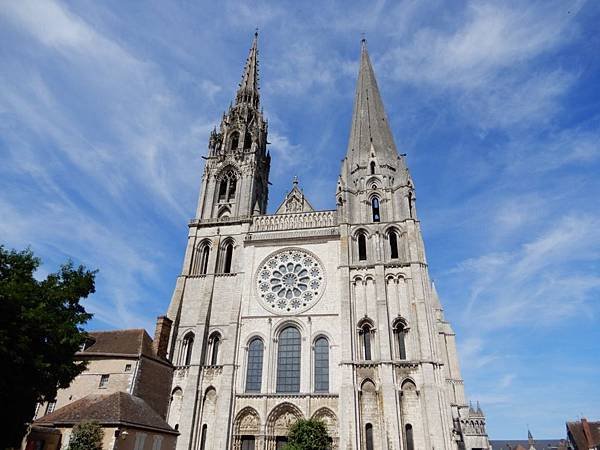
[[337, 39, 416, 225], [196, 32, 270, 220]]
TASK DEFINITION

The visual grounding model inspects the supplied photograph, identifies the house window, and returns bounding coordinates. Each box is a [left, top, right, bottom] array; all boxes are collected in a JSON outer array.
[[125, 363, 132, 372], [314, 336, 329, 392], [389, 230, 399, 259], [45, 400, 56, 415], [372, 197, 380, 222], [358, 233, 367, 261], [134, 433, 147, 450], [276, 326, 301, 393], [99, 374, 109, 388], [152, 436, 163, 450], [245, 338, 264, 392]]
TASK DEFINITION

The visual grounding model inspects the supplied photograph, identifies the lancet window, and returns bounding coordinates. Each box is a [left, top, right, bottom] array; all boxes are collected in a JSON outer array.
[[314, 336, 329, 392], [218, 169, 238, 202], [182, 332, 194, 366], [276, 326, 301, 393], [245, 338, 264, 392]]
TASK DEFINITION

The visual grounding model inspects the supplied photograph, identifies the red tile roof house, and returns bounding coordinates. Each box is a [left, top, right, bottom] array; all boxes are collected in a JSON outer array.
[[24, 317, 177, 450]]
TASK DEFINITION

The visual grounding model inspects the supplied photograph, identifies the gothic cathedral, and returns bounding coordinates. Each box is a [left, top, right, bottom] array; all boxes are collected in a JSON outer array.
[[163, 33, 491, 450]]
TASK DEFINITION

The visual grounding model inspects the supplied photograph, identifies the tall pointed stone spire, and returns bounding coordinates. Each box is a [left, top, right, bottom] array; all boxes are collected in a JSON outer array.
[[346, 39, 399, 169], [235, 31, 260, 108]]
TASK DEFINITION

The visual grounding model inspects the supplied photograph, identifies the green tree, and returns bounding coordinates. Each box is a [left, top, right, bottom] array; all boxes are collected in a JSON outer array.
[[67, 421, 104, 450], [0, 246, 96, 449], [284, 418, 332, 450]]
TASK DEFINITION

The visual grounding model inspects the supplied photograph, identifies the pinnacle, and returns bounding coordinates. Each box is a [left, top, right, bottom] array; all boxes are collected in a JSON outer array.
[[235, 32, 260, 108]]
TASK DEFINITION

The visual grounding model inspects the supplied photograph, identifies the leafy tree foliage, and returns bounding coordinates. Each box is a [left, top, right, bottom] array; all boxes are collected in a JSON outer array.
[[67, 421, 104, 450], [284, 418, 332, 450], [0, 246, 96, 449]]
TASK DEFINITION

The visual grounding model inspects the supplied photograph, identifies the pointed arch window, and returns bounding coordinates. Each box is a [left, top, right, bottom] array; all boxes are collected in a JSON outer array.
[[208, 333, 220, 365], [358, 233, 367, 261], [405, 424, 414, 450], [365, 423, 374, 450], [245, 338, 264, 392], [193, 242, 210, 275], [388, 230, 399, 259], [182, 332, 194, 366], [372, 197, 380, 222], [360, 324, 373, 361], [370, 161, 376, 175], [199, 424, 207, 450], [394, 322, 407, 360], [314, 336, 329, 392], [218, 169, 238, 202], [230, 132, 240, 150], [222, 241, 234, 273], [276, 326, 301, 393]]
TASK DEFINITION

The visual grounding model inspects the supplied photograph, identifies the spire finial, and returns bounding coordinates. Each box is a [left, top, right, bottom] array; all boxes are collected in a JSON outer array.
[[235, 32, 260, 107], [292, 175, 299, 186]]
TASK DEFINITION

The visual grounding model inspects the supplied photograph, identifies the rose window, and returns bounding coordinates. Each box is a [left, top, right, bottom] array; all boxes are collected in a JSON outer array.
[[256, 249, 326, 314]]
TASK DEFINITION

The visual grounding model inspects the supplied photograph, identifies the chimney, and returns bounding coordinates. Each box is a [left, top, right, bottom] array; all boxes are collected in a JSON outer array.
[[153, 315, 172, 359]]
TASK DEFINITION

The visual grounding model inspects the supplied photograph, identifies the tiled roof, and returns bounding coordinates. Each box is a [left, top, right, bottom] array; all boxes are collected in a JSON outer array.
[[80, 329, 154, 357], [35, 392, 176, 434], [490, 439, 568, 449], [567, 419, 600, 449]]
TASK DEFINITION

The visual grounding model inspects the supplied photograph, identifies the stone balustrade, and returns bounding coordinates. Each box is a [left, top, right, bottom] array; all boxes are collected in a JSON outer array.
[[250, 210, 337, 232]]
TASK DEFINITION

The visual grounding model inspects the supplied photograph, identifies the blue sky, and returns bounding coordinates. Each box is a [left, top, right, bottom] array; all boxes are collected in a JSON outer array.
[[1, 0, 599, 439]]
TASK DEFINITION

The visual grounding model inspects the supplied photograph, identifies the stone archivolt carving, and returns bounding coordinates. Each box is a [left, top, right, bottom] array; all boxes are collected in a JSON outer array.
[[255, 248, 326, 315]]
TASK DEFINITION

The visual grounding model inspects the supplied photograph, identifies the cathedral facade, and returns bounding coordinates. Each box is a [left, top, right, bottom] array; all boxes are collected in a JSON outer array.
[[163, 34, 491, 450]]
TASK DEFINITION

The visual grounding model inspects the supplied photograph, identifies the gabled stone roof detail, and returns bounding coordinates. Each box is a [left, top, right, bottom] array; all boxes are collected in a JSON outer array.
[[275, 177, 315, 214]]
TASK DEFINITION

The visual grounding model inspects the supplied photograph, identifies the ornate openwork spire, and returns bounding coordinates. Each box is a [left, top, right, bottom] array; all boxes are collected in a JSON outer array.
[[235, 31, 260, 108], [345, 39, 398, 169]]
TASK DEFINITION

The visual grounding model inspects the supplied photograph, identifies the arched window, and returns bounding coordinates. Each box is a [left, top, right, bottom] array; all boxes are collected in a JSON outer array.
[[230, 132, 239, 150], [218, 169, 238, 203], [222, 241, 234, 273], [218, 179, 228, 201], [360, 324, 373, 360], [182, 333, 194, 366], [388, 230, 399, 259], [314, 336, 329, 392], [245, 338, 264, 392], [244, 131, 252, 150], [194, 243, 210, 275], [358, 233, 367, 261], [241, 436, 255, 450], [405, 424, 414, 450], [209, 333, 220, 365], [365, 423, 374, 450], [408, 191, 414, 218], [228, 177, 237, 200], [394, 322, 407, 360], [370, 161, 376, 175], [276, 326, 301, 393], [200, 424, 208, 450], [372, 197, 380, 222]]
